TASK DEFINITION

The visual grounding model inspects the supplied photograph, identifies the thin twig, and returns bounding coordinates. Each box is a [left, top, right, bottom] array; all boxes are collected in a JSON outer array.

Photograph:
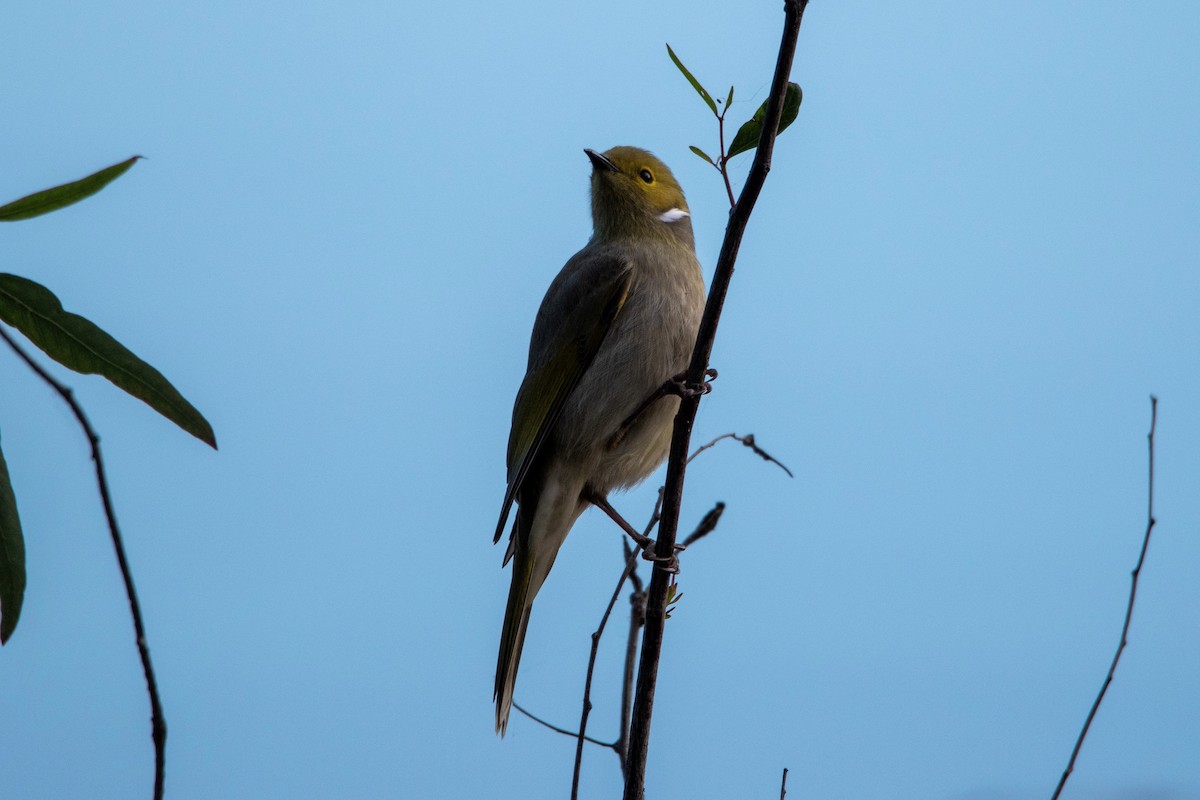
[[682, 502, 726, 548], [623, 4, 809, 797], [780, 767, 789, 800], [688, 432, 794, 478], [1050, 395, 1159, 800], [716, 105, 736, 209], [0, 326, 167, 800], [572, 547, 641, 800], [618, 580, 646, 770], [616, 538, 646, 773], [511, 703, 616, 749]]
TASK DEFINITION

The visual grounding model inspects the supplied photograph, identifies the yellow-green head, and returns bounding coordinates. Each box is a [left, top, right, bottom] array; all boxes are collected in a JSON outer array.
[[585, 146, 691, 242]]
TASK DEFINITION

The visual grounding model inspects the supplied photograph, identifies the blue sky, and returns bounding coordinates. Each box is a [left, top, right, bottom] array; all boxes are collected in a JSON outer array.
[[1, 2, 1198, 798]]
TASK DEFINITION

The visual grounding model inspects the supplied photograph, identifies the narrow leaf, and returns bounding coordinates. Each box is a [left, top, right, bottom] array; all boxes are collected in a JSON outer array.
[[0, 157, 141, 222], [689, 145, 715, 165], [666, 44, 718, 116], [726, 85, 735, 107], [727, 82, 803, 159], [0, 433, 26, 644], [0, 274, 217, 448]]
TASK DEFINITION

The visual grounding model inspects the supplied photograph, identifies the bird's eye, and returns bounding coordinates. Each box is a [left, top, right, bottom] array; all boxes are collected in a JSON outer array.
[[639, 169, 654, 184]]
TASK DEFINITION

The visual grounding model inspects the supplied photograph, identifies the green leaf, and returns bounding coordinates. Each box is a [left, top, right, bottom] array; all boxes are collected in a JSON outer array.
[[726, 82, 803, 159], [0, 274, 217, 448], [689, 145, 715, 165], [0, 432, 26, 645], [0, 157, 141, 222], [725, 85, 735, 107], [666, 44, 717, 116]]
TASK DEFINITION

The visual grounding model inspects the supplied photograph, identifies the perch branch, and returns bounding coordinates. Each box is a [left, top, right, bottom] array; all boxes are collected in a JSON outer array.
[[622, 3, 809, 797]]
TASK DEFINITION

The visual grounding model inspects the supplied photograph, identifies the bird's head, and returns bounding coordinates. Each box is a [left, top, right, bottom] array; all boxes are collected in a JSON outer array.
[[586, 146, 692, 244]]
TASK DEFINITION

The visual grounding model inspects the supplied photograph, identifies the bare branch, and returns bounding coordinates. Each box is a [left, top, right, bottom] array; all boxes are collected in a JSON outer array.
[[780, 767, 789, 800], [688, 432, 794, 478], [572, 548, 641, 800], [1050, 395, 1159, 800], [511, 703, 616, 749], [617, 538, 647, 772], [623, 4, 810, 797], [0, 326, 167, 800]]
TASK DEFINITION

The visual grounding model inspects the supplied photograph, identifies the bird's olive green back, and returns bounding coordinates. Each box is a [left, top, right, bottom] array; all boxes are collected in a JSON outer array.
[[492, 255, 634, 544]]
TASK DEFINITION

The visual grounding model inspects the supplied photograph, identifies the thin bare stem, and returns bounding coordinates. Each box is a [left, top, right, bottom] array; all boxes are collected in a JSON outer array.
[[511, 703, 616, 749], [780, 767, 790, 800], [717, 108, 736, 208], [0, 326, 167, 800], [1050, 395, 1159, 800], [572, 548, 641, 800], [688, 432, 794, 477], [623, 4, 809, 797], [617, 560, 646, 773]]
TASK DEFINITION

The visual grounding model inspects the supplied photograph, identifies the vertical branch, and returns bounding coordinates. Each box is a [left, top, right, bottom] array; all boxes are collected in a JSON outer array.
[[571, 548, 641, 800], [0, 327, 167, 800], [1050, 395, 1158, 800], [616, 541, 647, 773], [622, 3, 809, 798]]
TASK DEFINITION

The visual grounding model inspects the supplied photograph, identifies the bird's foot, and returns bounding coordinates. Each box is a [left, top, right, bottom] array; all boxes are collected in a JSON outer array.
[[586, 488, 658, 551], [639, 541, 686, 574], [609, 369, 717, 449], [663, 368, 718, 399]]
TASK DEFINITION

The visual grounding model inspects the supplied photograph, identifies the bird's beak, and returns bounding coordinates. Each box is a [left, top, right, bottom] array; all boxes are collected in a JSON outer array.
[[584, 148, 619, 173]]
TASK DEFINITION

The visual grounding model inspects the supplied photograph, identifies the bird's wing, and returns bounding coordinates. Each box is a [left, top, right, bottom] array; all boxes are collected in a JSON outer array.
[[493, 254, 634, 544]]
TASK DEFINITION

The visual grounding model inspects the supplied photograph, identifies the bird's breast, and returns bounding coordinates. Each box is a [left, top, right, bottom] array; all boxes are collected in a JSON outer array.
[[553, 247, 705, 491]]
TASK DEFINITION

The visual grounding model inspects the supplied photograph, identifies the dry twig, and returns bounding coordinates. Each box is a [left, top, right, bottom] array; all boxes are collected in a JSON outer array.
[[688, 432, 793, 478], [0, 327, 167, 800], [511, 703, 614, 749], [1050, 395, 1159, 800]]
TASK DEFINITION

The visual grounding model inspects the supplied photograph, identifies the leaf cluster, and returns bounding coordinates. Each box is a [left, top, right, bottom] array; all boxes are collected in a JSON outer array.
[[0, 159, 215, 643], [667, 44, 803, 204]]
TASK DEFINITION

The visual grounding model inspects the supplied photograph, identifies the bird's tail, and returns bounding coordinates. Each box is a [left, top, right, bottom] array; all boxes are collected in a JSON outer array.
[[495, 547, 537, 736]]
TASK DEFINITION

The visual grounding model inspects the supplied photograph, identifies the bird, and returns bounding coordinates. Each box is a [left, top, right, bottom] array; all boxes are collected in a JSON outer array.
[[493, 146, 706, 735]]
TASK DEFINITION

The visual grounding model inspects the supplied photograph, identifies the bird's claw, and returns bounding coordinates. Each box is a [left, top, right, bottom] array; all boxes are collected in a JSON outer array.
[[639, 541, 685, 574], [666, 368, 717, 399]]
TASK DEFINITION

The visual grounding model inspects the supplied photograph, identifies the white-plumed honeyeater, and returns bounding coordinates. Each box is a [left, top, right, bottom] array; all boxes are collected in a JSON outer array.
[[493, 146, 705, 735]]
